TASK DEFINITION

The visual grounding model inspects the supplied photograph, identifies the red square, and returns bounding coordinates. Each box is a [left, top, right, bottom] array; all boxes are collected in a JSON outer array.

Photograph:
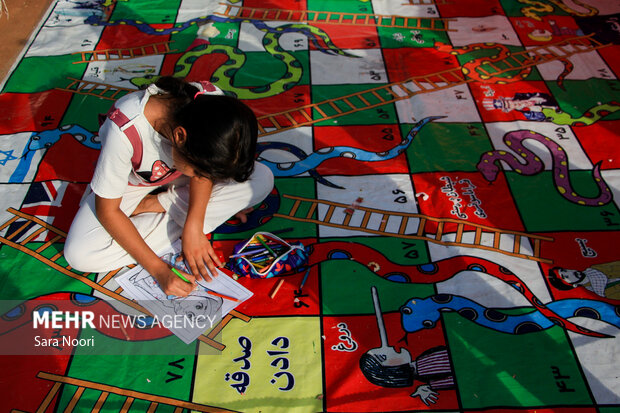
[[313, 125, 410, 176], [573, 120, 620, 170], [310, 22, 379, 50], [97, 24, 171, 52], [413, 172, 526, 233], [0, 91, 73, 134], [598, 45, 620, 78], [160, 43, 227, 82], [539, 231, 620, 303], [324, 313, 457, 412], [216, 238, 320, 317], [34, 134, 100, 184], [242, 0, 306, 11], [436, 0, 503, 17], [383, 47, 459, 83], [245, 85, 311, 118]]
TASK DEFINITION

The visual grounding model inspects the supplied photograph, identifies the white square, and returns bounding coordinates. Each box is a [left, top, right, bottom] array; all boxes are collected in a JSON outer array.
[[176, 0, 224, 22], [394, 84, 481, 124], [83, 56, 163, 90], [316, 174, 418, 238], [310, 48, 386, 85], [447, 15, 522, 47], [371, 0, 439, 18], [533, 48, 617, 82], [27, 25, 104, 57], [256, 127, 314, 179], [484, 121, 593, 171], [238, 21, 309, 53]]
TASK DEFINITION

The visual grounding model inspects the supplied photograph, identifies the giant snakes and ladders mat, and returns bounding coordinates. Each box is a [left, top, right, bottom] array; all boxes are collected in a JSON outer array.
[[1, 0, 620, 412]]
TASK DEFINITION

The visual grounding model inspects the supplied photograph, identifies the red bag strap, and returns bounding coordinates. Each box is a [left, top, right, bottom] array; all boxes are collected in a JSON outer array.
[[105, 106, 142, 170]]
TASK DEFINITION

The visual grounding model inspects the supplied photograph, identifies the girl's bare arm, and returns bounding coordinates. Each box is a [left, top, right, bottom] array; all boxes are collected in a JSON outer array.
[[181, 176, 222, 280], [95, 195, 195, 296]]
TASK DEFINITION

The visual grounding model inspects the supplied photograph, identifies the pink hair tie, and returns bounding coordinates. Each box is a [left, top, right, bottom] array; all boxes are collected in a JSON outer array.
[[194, 80, 217, 99]]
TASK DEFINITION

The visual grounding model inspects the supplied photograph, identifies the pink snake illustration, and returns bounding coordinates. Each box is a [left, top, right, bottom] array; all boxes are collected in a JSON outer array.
[[477, 130, 613, 206]]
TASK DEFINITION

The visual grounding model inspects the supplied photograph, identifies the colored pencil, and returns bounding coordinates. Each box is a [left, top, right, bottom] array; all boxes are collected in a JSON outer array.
[[205, 289, 239, 302], [269, 278, 285, 299], [299, 267, 311, 290]]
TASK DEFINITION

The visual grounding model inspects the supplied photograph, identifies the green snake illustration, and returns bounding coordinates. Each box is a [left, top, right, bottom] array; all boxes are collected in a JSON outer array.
[[131, 19, 356, 99], [543, 103, 620, 126]]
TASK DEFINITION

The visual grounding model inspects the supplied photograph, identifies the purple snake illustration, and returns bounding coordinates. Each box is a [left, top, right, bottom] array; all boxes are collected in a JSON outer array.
[[477, 130, 613, 206]]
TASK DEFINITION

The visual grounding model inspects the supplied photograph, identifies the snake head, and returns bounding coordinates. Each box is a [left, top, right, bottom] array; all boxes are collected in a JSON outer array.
[[400, 299, 440, 333], [477, 155, 500, 183]]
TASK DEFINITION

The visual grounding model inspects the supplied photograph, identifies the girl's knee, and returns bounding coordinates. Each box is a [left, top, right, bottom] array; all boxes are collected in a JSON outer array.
[[253, 161, 274, 199], [64, 234, 91, 272]]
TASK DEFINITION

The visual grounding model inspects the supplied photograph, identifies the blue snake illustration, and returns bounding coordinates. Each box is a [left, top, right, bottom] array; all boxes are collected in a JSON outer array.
[[257, 116, 442, 188], [9, 125, 100, 183], [400, 294, 620, 336]]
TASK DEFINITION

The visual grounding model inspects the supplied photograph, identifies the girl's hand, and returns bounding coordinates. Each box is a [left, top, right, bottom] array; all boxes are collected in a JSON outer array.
[[152, 260, 196, 297], [181, 225, 221, 282]]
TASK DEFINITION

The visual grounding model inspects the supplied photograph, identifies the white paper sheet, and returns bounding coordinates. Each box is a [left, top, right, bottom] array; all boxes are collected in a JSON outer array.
[[115, 240, 253, 344]]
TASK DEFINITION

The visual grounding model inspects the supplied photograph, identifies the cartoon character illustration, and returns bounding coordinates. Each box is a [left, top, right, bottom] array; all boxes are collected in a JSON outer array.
[[548, 262, 620, 300], [527, 20, 584, 42], [482, 93, 620, 125], [358, 286, 455, 406], [482, 92, 558, 121]]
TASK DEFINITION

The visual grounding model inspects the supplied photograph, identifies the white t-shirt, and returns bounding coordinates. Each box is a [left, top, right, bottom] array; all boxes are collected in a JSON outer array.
[[91, 82, 222, 199]]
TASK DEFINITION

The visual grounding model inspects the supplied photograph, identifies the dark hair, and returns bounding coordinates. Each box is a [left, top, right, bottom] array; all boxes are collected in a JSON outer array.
[[154, 76, 257, 182], [359, 353, 414, 388]]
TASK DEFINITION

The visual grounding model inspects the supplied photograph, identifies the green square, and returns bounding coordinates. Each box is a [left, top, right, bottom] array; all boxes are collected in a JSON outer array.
[[499, 0, 570, 19], [3, 55, 87, 94], [320, 237, 433, 316], [227, 50, 309, 89], [547, 79, 620, 123], [168, 25, 202, 53], [506, 171, 620, 232], [62, 94, 124, 133], [109, 0, 182, 24], [406, 122, 493, 172], [199, 20, 241, 48], [308, 0, 373, 14], [311, 84, 398, 126], [0, 243, 93, 302], [377, 24, 450, 49], [213, 176, 317, 241], [58, 329, 195, 411], [446, 312, 593, 408]]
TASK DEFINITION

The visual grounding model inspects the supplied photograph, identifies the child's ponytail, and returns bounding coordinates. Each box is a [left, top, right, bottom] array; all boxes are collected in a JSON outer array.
[[153, 76, 199, 108]]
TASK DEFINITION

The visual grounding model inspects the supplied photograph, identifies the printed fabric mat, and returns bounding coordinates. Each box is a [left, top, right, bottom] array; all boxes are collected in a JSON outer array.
[[1, 0, 619, 412]]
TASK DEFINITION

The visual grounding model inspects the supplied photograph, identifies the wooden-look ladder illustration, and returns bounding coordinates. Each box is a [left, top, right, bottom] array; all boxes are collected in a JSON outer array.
[[275, 194, 554, 263], [72, 42, 177, 64], [10, 372, 237, 413], [0, 207, 249, 350], [57, 35, 607, 130], [256, 35, 609, 136], [215, 2, 456, 31]]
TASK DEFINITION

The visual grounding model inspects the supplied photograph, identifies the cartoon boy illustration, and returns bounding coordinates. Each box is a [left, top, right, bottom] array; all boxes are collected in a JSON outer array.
[[548, 262, 620, 300]]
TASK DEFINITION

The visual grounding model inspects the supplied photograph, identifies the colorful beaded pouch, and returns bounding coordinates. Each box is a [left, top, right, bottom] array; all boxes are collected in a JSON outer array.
[[228, 232, 308, 279]]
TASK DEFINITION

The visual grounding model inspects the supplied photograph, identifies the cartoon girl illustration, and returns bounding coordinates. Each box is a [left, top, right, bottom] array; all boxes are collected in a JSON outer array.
[[358, 287, 455, 406]]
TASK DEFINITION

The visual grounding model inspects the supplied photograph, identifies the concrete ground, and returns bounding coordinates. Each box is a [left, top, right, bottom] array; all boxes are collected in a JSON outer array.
[[0, 0, 55, 83]]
